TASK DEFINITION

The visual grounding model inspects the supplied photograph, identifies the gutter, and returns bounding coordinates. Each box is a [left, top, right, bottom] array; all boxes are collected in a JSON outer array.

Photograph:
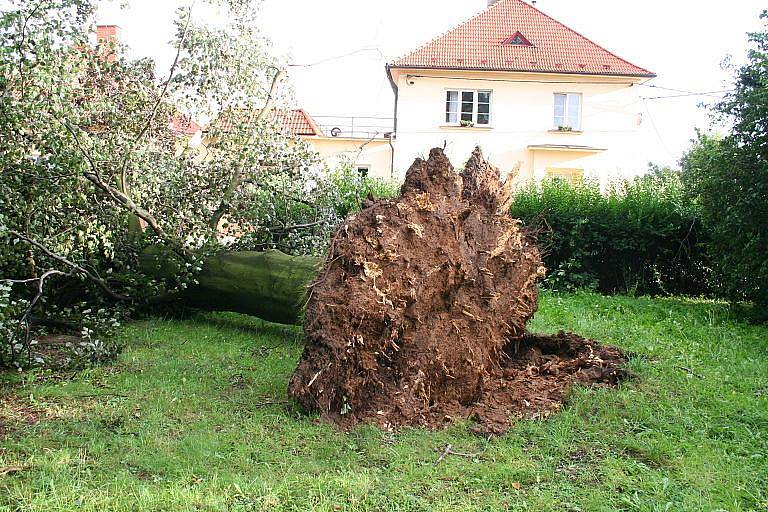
[[385, 64, 399, 179], [387, 64, 657, 79]]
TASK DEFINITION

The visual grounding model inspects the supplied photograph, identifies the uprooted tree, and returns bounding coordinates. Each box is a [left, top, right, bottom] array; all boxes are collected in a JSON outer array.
[[287, 148, 626, 435], [142, 147, 626, 435]]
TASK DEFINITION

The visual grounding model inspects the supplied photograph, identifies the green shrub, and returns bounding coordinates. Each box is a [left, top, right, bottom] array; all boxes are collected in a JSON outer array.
[[680, 14, 768, 307], [510, 172, 711, 296], [229, 163, 399, 257]]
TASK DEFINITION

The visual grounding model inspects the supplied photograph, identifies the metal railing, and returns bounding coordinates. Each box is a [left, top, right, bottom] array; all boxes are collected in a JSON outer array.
[[312, 115, 394, 139]]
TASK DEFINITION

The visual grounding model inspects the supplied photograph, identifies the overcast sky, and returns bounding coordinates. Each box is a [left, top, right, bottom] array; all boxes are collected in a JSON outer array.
[[97, 0, 765, 167]]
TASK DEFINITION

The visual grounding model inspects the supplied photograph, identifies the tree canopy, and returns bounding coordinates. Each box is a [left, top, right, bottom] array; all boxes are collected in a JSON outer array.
[[681, 11, 768, 306], [0, 0, 329, 366]]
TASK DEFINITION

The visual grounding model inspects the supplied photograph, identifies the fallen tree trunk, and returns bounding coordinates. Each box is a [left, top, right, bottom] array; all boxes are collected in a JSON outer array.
[[142, 248, 320, 325]]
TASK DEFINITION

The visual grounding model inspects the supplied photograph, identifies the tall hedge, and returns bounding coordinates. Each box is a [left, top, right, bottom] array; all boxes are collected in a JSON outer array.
[[510, 173, 711, 296]]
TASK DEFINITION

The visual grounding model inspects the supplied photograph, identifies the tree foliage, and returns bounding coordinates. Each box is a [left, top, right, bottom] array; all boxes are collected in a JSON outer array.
[[0, 0, 325, 367], [681, 11, 768, 305]]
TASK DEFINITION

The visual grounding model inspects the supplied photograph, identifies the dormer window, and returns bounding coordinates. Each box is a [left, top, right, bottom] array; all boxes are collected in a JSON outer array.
[[502, 31, 533, 47]]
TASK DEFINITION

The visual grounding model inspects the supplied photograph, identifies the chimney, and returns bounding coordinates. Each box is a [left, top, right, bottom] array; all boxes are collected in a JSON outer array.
[[96, 25, 120, 62], [96, 25, 120, 44], [487, 0, 501, 6]]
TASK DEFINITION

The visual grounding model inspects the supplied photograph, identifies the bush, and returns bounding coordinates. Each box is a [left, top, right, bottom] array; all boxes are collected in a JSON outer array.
[[679, 14, 768, 307], [682, 134, 768, 306], [227, 162, 399, 257], [510, 172, 711, 296]]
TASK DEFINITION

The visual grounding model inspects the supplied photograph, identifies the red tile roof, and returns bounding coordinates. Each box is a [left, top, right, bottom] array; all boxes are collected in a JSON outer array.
[[276, 109, 322, 136], [211, 108, 322, 136], [389, 0, 654, 77], [170, 114, 202, 135]]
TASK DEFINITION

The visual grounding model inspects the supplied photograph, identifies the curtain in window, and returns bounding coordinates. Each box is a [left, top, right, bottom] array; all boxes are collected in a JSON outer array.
[[446, 91, 458, 123], [554, 93, 566, 128]]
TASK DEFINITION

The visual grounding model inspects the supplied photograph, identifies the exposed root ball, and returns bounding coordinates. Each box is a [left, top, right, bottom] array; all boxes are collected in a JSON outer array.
[[289, 148, 625, 434]]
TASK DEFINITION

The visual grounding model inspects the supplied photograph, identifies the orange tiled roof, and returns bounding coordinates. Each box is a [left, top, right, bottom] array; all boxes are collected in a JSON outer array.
[[388, 0, 654, 77], [276, 109, 322, 136], [170, 114, 202, 135], [211, 108, 322, 136]]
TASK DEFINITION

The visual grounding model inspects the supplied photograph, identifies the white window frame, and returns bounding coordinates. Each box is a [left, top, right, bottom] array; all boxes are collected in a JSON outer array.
[[445, 89, 492, 127], [553, 92, 582, 131]]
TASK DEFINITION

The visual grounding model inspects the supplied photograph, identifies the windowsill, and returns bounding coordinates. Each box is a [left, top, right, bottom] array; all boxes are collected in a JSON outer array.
[[440, 125, 494, 130], [548, 129, 583, 134]]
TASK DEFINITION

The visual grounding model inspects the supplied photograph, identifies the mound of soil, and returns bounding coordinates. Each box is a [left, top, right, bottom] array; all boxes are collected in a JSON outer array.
[[289, 148, 626, 435]]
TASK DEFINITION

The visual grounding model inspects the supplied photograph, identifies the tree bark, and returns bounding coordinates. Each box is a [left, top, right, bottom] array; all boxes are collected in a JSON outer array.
[[142, 248, 321, 325]]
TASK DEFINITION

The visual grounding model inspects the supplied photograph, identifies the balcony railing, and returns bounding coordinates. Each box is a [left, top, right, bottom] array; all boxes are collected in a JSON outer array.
[[312, 115, 394, 139]]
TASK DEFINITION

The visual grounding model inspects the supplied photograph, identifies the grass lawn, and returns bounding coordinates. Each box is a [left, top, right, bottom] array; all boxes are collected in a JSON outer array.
[[1, 292, 767, 511]]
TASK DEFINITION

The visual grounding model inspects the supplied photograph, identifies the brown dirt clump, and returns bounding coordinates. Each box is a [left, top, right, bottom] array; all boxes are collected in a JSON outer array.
[[289, 147, 626, 435]]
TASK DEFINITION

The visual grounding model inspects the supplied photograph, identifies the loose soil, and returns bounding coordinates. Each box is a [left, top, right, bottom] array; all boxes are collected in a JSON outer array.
[[289, 148, 626, 435]]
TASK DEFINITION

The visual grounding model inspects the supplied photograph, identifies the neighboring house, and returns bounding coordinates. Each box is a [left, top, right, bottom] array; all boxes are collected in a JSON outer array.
[[278, 110, 394, 179], [202, 108, 394, 179], [169, 114, 203, 147], [385, 0, 656, 184]]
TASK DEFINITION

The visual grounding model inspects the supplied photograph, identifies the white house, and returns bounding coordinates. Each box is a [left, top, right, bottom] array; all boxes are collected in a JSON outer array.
[[385, 0, 657, 184]]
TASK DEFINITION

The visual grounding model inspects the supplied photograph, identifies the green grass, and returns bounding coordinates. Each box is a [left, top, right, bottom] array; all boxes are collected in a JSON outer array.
[[1, 292, 767, 511]]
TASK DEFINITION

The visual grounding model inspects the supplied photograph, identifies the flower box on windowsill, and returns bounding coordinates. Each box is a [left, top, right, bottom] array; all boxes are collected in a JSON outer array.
[[440, 124, 493, 130], [549, 127, 583, 134]]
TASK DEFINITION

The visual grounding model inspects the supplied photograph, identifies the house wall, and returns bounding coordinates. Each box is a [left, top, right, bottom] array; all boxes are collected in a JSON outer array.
[[306, 136, 393, 180], [389, 68, 654, 184]]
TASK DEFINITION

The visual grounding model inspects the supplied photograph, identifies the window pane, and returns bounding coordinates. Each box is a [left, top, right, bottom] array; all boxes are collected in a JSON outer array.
[[567, 111, 580, 130], [461, 101, 474, 113], [567, 94, 581, 130], [461, 112, 473, 122], [568, 94, 581, 112], [446, 91, 458, 124], [477, 114, 490, 125], [446, 91, 458, 111], [462, 91, 474, 102], [478, 103, 490, 114], [554, 93, 566, 108], [478, 91, 491, 103], [554, 94, 566, 127]]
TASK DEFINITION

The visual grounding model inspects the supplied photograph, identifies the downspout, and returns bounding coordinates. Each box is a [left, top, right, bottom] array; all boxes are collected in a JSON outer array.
[[386, 64, 398, 180]]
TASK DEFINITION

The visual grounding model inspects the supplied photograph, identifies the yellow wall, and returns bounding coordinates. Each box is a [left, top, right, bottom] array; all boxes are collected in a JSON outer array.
[[389, 68, 654, 185], [305, 136, 393, 180]]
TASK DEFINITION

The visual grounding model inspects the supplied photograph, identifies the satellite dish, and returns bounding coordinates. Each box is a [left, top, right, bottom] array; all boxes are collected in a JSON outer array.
[[330, 127, 342, 137]]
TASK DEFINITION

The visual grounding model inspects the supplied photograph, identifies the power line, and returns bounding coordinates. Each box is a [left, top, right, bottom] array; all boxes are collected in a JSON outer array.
[[642, 98, 676, 160], [641, 90, 729, 100], [639, 84, 733, 99], [288, 47, 386, 68]]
